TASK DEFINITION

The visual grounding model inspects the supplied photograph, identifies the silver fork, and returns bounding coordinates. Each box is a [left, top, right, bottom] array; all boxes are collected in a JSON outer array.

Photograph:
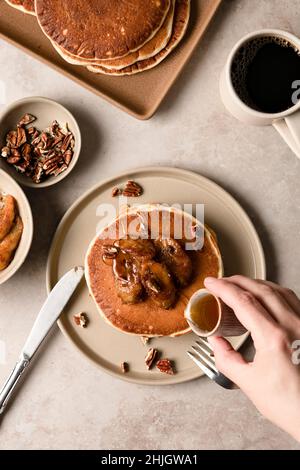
[[187, 338, 236, 389]]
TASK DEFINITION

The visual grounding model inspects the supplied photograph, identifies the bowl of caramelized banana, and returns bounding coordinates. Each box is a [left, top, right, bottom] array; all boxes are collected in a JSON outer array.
[[0, 169, 33, 284]]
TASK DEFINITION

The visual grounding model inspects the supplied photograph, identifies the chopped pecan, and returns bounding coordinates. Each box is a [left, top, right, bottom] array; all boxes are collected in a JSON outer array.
[[102, 244, 119, 259], [140, 336, 150, 346], [64, 149, 73, 165], [73, 312, 88, 328], [16, 126, 27, 147], [11, 148, 21, 158], [1, 146, 10, 158], [112, 187, 122, 197], [156, 359, 175, 375], [33, 146, 42, 158], [44, 164, 59, 175], [60, 123, 70, 136], [145, 348, 158, 370], [13, 161, 28, 174], [7, 154, 21, 165], [121, 362, 129, 373], [51, 120, 59, 134], [52, 134, 64, 146], [40, 132, 52, 150], [60, 133, 73, 153], [31, 133, 41, 145], [53, 164, 68, 177], [6, 130, 17, 148], [122, 180, 143, 197], [18, 113, 36, 126], [22, 143, 32, 162], [31, 163, 44, 184], [27, 126, 36, 135], [42, 154, 63, 171]]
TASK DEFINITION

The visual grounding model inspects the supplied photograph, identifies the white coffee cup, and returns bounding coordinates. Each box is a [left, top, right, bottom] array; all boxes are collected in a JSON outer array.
[[220, 29, 300, 159]]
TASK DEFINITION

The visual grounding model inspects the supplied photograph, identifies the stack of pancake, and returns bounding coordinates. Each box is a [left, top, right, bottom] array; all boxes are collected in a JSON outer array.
[[85, 204, 223, 337], [5, 0, 191, 76]]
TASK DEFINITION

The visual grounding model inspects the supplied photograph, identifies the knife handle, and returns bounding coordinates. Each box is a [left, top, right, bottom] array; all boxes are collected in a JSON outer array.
[[0, 354, 30, 414]]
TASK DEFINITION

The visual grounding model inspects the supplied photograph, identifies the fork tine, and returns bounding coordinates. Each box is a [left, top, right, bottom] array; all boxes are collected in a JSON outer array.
[[191, 345, 218, 373], [196, 338, 214, 351], [186, 351, 216, 380], [195, 340, 214, 358]]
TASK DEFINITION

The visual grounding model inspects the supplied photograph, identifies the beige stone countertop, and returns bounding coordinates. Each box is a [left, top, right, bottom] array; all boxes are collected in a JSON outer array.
[[0, 0, 300, 450]]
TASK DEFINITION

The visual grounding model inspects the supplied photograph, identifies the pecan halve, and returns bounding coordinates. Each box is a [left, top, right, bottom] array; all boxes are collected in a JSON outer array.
[[16, 126, 27, 147], [121, 362, 129, 373], [145, 348, 158, 370], [42, 154, 63, 171], [31, 133, 41, 145], [112, 187, 122, 197], [7, 154, 21, 165], [63, 149, 73, 166], [13, 161, 28, 173], [73, 312, 88, 328], [51, 120, 59, 134], [27, 126, 36, 135], [18, 113, 36, 126], [11, 148, 21, 158], [60, 133, 73, 154], [156, 359, 175, 375], [122, 180, 143, 197], [1, 146, 10, 158], [53, 164, 68, 177], [31, 163, 44, 184], [6, 130, 17, 148], [22, 143, 32, 162], [102, 244, 119, 259]]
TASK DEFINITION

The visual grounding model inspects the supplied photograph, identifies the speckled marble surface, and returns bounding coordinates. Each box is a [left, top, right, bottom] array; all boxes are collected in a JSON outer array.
[[0, 0, 299, 450]]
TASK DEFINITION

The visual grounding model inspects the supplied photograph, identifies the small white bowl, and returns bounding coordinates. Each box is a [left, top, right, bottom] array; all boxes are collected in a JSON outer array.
[[0, 169, 33, 284], [0, 97, 81, 188]]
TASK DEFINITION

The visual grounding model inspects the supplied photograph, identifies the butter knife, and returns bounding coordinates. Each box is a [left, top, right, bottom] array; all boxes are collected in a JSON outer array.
[[0, 266, 84, 414]]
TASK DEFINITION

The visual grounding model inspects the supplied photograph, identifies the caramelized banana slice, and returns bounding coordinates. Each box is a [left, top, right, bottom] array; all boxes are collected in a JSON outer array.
[[113, 252, 143, 304], [154, 238, 192, 287], [0, 194, 16, 241], [114, 238, 155, 260], [0, 216, 23, 270], [141, 261, 176, 309]]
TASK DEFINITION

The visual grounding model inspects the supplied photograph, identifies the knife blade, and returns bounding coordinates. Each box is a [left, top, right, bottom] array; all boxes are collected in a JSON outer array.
[[0, 266, 84, 414]]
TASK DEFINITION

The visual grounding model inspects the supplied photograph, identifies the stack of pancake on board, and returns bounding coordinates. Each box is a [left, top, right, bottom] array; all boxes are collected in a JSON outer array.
[[5, 0, 191, 76]]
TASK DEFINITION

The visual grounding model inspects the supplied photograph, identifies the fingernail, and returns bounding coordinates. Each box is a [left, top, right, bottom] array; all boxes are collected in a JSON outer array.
[[204, 276, 217, 286]]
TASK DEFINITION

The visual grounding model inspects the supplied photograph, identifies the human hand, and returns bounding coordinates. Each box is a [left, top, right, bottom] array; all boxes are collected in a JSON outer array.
[[204, 275, 300, 442]]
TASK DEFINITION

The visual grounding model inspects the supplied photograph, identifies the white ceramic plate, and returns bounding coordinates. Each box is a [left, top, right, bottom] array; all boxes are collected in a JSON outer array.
[[0, 169, 33, 284], [46, 167, 266, 385]]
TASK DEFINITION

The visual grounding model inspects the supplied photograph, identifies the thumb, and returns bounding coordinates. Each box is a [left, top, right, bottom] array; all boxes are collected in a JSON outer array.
[[208, 336, 249, 387]]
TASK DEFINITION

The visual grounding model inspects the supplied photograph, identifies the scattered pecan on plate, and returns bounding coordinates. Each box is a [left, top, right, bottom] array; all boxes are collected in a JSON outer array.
[[156, 359, 175, 375]]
